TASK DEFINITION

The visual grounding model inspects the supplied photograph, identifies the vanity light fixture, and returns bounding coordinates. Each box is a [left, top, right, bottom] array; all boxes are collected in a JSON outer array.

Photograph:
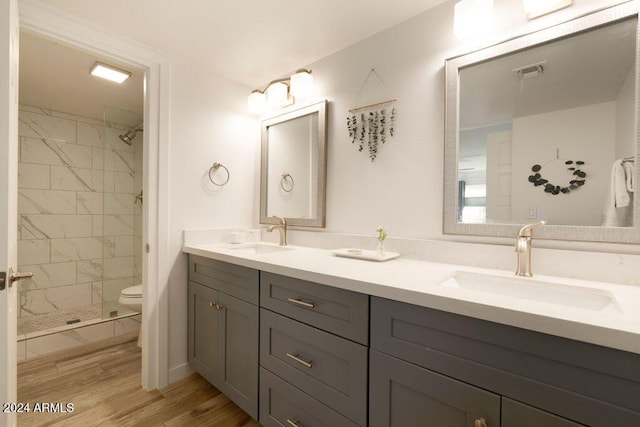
[[523, 0, 573, 20], [89, 61, 131, 84], [247, 69, 313, 114], [454, 0, 494, 40]]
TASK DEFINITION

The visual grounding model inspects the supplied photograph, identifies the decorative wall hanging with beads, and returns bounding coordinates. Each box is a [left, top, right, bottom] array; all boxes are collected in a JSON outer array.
[[527, 158, 587, 195], [347, 68, 396, 161]]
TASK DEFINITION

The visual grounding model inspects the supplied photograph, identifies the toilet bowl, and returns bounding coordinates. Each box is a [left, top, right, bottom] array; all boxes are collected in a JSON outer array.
[[118, 284, 143, 346], [118, 284, 143, 313]]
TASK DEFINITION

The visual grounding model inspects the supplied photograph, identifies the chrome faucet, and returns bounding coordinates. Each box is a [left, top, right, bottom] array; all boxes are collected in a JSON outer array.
[[515, 220, 546, 277], [267, 216, 287, 246]]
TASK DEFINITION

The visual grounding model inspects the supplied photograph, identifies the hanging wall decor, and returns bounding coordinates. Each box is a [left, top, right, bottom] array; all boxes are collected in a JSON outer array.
[[527, 150, 587, 195], [347, 69, 396, 161]]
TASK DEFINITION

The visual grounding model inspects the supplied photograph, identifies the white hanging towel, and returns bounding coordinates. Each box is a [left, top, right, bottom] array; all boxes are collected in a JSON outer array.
[[622, 161, 634, 194], [601, 159, 630, 226]]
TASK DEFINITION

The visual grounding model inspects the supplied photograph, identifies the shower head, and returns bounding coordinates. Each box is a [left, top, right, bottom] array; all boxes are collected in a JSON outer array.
[[119, 126, 143, 145]]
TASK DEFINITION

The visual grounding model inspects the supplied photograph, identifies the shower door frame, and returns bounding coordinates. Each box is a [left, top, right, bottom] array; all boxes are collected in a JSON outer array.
[[18, 2, 170, 390]]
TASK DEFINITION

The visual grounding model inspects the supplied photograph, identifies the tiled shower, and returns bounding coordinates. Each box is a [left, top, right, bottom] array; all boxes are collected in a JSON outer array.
[[16, 105, 142, 360]]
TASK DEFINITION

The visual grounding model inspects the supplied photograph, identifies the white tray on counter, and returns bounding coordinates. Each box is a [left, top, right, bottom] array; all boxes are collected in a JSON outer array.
[[331, 248, 400, 262]]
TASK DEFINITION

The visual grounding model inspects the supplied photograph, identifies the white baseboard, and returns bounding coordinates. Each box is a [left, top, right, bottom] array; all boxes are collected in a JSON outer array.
[[168, 362, 194, 384]]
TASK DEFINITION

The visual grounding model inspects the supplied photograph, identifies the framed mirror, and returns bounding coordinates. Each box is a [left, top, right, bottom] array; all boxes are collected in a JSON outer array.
[[260, 100, 327, 228], [444, 3, 640, 243]]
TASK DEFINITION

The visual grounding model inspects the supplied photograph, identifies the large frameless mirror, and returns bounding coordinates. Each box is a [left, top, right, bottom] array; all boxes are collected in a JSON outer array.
[[444, 3, 640, 243], [260, 100, 327, 228]]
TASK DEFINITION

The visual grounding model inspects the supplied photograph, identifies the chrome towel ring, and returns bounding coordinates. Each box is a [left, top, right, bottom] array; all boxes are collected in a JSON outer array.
[[208, 162, 230, 186], [281, 173, 294, 192]]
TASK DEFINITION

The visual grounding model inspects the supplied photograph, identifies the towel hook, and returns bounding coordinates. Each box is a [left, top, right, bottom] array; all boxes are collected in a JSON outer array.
[[281, 173, 294, 192], [208, 162, 230, 186]]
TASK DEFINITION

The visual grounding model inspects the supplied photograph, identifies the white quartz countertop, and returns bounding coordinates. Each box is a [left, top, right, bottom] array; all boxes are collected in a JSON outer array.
[[183, 242, 640, 355]]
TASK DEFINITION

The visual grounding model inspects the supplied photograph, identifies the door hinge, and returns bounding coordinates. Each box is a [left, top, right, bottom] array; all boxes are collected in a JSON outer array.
[[0, 271, 6, 291], [146, 244, 150, 253]]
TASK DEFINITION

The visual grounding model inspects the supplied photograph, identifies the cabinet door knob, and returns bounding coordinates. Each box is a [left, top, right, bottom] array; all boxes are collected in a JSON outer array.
[[287, 298, 315, 309], [209, 302, 215, 308], [474, 417, 488, 427], [286, 352, 313, 368], [216, 303, 224, 310], [286, 419, 300, 427]]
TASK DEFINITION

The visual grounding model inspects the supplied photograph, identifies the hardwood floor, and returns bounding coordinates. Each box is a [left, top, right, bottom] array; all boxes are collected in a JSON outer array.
[[17, 333, 261, 426]]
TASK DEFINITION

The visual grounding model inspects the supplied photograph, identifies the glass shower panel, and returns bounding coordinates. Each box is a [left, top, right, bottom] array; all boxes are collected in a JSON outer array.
[[102, 106, 143, 318]]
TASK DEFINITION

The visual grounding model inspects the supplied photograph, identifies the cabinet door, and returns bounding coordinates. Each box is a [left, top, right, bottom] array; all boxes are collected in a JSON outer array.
[[218, 291, 259, 419], [187, 281, 221, 385], [502, 398, 586, 427], [370, 350, 500, 427]]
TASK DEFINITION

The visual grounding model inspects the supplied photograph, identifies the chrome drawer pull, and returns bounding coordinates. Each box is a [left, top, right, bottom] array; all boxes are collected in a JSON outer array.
[[287, 298, 315, 309], [286, 419, 300, 427], [286, 352, 313, 368]]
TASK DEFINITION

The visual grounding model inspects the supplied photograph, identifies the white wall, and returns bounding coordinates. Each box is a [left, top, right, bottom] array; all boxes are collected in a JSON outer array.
[[511, 102, 615, 226], [165, 0, 638, 380], [293, 0, 630, 239], [166, 60, 258, 377]]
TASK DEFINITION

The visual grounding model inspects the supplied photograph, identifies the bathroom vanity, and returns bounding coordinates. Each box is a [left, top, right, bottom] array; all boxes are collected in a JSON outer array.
[[184, 243, 640, 427]]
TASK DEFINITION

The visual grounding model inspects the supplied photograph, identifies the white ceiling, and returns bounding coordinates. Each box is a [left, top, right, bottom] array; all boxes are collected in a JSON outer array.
[[19, 31, 145, 122], [32, 0, 450, 88]]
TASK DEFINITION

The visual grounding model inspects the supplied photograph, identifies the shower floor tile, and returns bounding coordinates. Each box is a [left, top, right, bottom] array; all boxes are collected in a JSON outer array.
[[18, 301, 134, 337]]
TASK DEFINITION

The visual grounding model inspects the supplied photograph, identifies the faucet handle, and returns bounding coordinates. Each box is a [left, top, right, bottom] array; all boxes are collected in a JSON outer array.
[[273, 216, 287, 226], [517, 220, 546, 238]]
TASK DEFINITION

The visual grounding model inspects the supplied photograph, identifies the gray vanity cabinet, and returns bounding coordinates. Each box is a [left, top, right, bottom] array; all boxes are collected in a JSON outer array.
[[187, 256, 259, 419], [370, 296, 640, 427], [369, 349, 500, 427], [259, 272, 369, 427]]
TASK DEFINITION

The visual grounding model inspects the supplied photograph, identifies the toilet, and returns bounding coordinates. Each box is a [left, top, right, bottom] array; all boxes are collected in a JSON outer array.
[[118, 284, 143, 346]]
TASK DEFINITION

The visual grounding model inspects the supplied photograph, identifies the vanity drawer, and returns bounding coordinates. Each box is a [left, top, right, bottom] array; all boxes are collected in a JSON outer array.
[[259, 368, 360, 427], [260, 271, 369, 344], [371, 296, 640, 426], [260, 309, 367, 425], [189, 255, 259, 304]]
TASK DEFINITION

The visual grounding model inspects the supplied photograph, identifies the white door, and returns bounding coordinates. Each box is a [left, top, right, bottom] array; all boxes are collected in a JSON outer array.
[[486, 131, 513, 222], [1, 0, 19, 426]]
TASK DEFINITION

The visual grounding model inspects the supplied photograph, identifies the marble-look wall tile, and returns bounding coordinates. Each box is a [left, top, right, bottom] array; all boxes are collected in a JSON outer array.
[[103, 257, 133, 280], [114, 236, 134, 257], [104, 193, 134, 215], [104, 149, 135, 173], [21, 214, 93, 239], [134, 257, 142, 284], [20, 283, 92, 317], [92, 215, 104, 237], [104, 215, 134, 236], [19, 189, 76, 214], [76, 121, 104, 148], [103, 278, 134, 301], [50, 238, 104, 262], [114, 316, 141, 335], [114, 172, 134, 194], [17, 262, 77, 290], [77, 192, 103, 214], [19, 105, 50, 115], [21, 138, 92, 168], [103, 236, 116, 258], [25, 322, 114, 358], [51, 166, 103, 192], [18, 239, 50, 265], [91, 281, 103, 305], [77, 259, 102, 283], [19, 112, 76, 143], [18, 163, 50, 189]]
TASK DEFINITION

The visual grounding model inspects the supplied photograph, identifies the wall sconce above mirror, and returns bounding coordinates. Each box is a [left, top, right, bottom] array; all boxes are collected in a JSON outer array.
[[260, 100, 327, 228], [444, 2, 640, 244], [248, 69, 314, 114]]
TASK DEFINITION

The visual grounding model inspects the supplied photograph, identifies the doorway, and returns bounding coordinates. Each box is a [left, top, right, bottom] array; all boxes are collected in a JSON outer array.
[[17, 31, 145, 359]]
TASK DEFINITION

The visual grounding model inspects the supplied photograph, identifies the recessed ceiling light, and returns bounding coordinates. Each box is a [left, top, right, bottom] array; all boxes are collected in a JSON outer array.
[[89, 62, 131, 84]]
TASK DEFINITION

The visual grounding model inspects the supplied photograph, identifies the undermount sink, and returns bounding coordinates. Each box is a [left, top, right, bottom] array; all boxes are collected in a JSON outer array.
[[227, 243, 293, 254], [438, 271, 621, 314]]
